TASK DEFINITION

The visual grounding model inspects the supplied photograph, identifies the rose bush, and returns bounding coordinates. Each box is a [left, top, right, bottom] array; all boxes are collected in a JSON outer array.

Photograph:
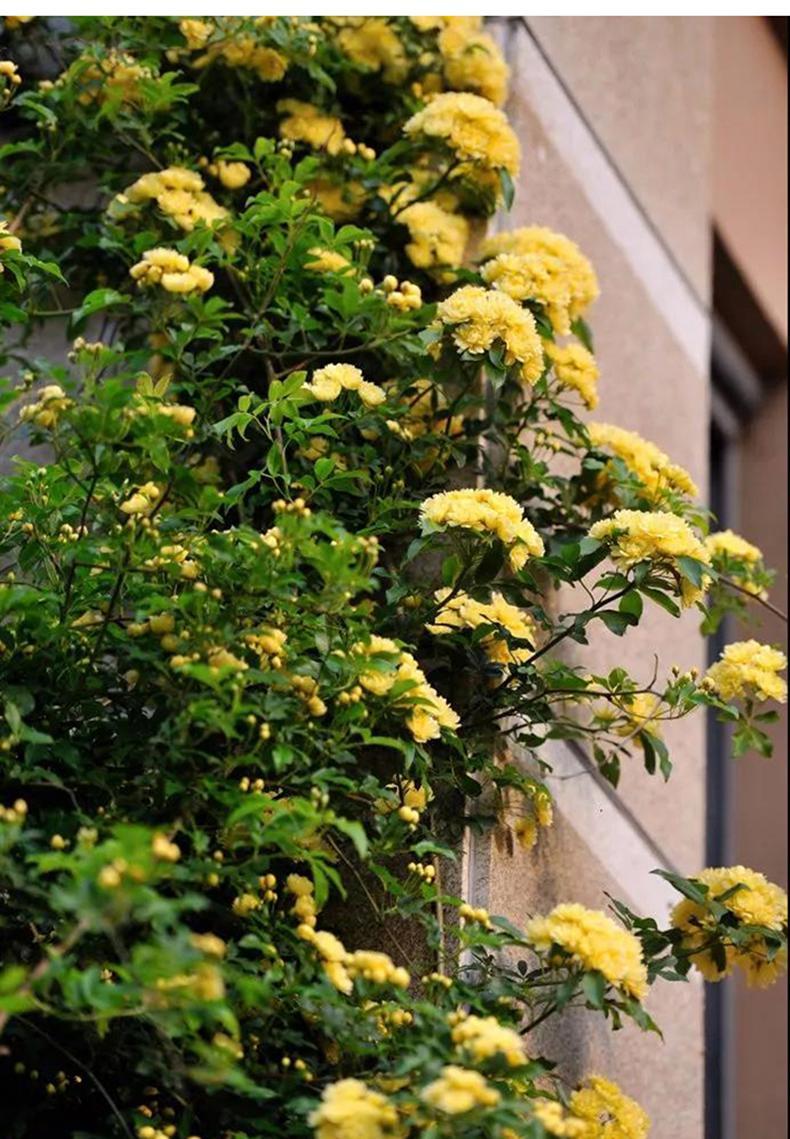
[[1, 16, 787, 1139]]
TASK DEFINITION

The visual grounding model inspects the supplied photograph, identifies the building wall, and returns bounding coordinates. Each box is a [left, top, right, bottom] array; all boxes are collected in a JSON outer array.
[[712, 20, 788, 1139], [473, 18, 715, 1139]]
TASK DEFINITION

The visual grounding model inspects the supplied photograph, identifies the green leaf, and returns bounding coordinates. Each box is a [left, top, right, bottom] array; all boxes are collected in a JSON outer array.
[[69, 288, 129, 333]]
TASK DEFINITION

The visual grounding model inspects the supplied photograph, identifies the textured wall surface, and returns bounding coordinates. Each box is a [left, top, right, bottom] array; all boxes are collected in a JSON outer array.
[[471, 19, 715, 1139]]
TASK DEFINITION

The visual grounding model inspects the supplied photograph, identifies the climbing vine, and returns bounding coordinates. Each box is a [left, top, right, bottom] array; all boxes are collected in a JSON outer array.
[[1, 16, 787, 1139]]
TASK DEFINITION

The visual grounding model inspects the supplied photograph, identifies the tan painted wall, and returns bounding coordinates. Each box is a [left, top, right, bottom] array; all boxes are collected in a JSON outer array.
[[472, 18, 715, 1139], [713, 18, 788, 342]]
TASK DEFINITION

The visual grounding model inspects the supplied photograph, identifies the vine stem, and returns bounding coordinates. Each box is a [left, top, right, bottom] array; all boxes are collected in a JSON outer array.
[[520, 1000, 560, 1035], [18, 1016, 135, 1139], [721, 577, 787, 623]]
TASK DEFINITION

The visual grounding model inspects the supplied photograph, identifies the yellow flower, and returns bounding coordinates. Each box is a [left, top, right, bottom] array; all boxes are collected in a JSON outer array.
[[277, 99, 346, 155], [480, 227, 599, 335], [421, 1065, 500, 1114], [181, 18, 287, 82], [307, 178, 366, 221], [330, 17, 407, 84], [120, 481, 162, 517], [433, 285, 545, 385], [705, 529, 767, 597], [420, 488, 545, 571], [705, 529, 762, 564], [303, 363, 386, 408], [190, 932, 227, 958], [213, 159, 251, 190], [525, 903, 648, 1000], [569, 1075, 650, 1139], [398, 200, 469, 274], [304, 248, 352, 274], [606, 691, 664, 742], [129, 248, 213, 294], [439, 25, 509, 107], [0, 219, 22, 254], [179, 17, 213, 49], [544, 341, 599, 410], [588, 509, 710, 606], [121, 167, 228, 232], [64, 50, 153, 107], [427, 588, 537, 667], [450, 1013, 526, 1067], [533, 1099, 590, 1137], [587, 423, 697, 501], [404, 92, 520, 179], [18, 384, 72, 429], [705, 640, 787, 704], [353, 636, 460, 742], [514, 784, 554, 851], [672, 866, 787, 989], [309, 1079, 398, 1139]]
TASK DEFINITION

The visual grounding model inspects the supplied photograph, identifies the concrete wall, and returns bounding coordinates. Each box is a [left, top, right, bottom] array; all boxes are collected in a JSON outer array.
[[471, 18, 716, 1139]]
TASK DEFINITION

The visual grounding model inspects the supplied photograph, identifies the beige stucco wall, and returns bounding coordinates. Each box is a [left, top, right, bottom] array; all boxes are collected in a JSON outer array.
[[472, 19, 715, 1139], [713, 18, 788, 342]]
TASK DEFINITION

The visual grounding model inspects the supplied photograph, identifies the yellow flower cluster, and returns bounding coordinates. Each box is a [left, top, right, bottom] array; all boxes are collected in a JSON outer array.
[[353, 636, 460, 743], [309, 1078, 398, 1139], [120, 481, 162, 517], [427, 588, 537, 667], [671, 866, 788, 988], [525, 903, 648, 1000], [544, 341, 599, 410], [0, 798, 27, 824], [0, 59, 21, 96], [513, 783, 554, 852], [120, 167, 228, 231], [179, 18, 287, 82], [329, 17, 407, 84], [705, 528, 762, 564], [302, 363, 386, 409], [420, 488, 545, 572], [244, 626, 287, 669], [381, 274, 423, 312], [68, 50, 153, 106], [588, 509, 710, 606], [450, 1013, 526, 1067], [19, 384, 72, 429], [587, 423, 698, 501], [705, 640, 787, 704], [398, 200, 469, 274], [421, 1065, 500, 1114], [438, 21, 510, 107], [288, 874, 410, 993], [481, 227, 599, 335], [433, 285, 545, 385], [533, 1100, 590, 1137], [568, 1075, 651, 1139], [705, 529, 766, 597], [277, 99, 346, 155], [130, 248, 213, 295], [403, 92, 520, 178]]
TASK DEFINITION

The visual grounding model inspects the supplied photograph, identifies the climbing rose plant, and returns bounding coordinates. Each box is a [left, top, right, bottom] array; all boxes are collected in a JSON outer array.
[[0, 16, 787, 1139]]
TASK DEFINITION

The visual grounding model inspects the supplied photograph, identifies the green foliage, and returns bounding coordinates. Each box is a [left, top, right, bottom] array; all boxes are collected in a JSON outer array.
[[0, 14, 786, 1139]]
